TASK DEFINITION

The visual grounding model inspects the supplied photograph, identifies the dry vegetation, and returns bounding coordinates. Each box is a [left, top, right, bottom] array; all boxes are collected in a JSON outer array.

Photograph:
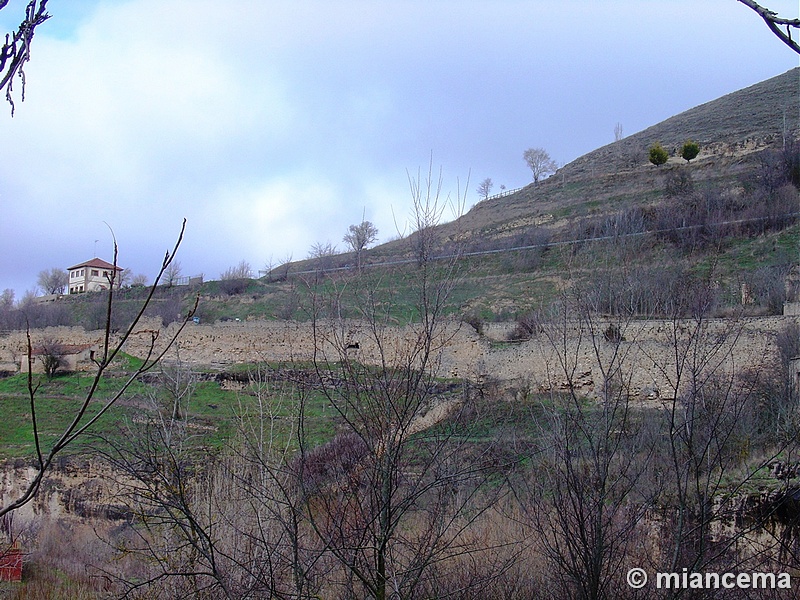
[[2, 69, 800, 599]]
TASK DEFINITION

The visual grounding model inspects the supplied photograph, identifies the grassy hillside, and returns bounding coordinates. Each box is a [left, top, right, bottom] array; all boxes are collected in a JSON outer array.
[[4, 68, 799, 329], [423, 68, 800, 247], [2, 69, 799, 600]]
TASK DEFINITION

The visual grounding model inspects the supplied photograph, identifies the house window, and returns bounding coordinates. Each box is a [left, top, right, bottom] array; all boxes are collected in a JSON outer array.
[[91, 269, 99, 276], [102, 271, 108, 277]]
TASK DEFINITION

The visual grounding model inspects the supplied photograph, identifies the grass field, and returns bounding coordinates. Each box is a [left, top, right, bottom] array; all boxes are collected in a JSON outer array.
[[0, 363, 341, 462]]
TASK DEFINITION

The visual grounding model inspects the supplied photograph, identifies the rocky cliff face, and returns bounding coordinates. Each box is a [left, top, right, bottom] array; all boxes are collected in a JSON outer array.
[[0, 458, 131, 525]]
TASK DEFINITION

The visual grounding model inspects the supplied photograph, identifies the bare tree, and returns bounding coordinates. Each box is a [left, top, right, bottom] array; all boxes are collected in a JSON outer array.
[[19, 288, 37, 307], [0, 288, 14, 309], [117, 267, 133, 288], [221, 260, 252, 280], [0, 0, 50, 115], [219, 260, 253, 295], [523, 147, 558, 185], [131, 272, 148, 287], [407, 160, 447, 266], [736, 0, 800, 53], [308, 241, 338, 274], [261, 252, 294, 283], [274, 253, 293, 282], [37, 336, 65, 379], [519, 289, 656, 600], [0, 220, 196, 519], [152, 350, 196, 425], [36, 266, 67, 295], [613, 123, 625, 159], [163, 260, 183, 287], [343, 220, 378, 269], [614, 122, 624, 142], [476, 177, 493, 201], [294, 173, 503, 600]]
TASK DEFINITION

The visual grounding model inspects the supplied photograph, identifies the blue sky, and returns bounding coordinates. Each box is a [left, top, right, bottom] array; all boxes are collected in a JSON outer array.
[[0, 0, 798, 297]]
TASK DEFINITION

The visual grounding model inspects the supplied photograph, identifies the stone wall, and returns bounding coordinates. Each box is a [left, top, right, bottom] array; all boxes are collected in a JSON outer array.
[[483, 316, 794, 399], [784, 302, 800, 316], [1, 315, 796, 399]]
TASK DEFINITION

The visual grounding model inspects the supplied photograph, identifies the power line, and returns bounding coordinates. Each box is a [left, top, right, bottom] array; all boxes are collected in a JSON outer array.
[[286, 211, 800, 277]]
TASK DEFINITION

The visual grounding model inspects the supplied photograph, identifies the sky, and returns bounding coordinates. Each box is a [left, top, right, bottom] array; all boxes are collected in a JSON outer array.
[[0, 0, 798, 297]]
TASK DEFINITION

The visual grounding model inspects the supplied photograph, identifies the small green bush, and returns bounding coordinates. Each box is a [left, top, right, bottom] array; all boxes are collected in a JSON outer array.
[[649, 143, 669, 166], [681, 140, 700, 163]]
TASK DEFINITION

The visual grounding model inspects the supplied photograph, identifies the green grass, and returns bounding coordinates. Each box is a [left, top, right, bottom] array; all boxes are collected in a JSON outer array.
[[0, 391, 127, 459], [0, 364, 346, 461]]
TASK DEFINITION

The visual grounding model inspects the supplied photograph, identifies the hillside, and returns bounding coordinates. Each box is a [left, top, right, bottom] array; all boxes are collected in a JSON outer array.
[[4, 68, 800, 328], [440, 67, 800, 248], [3, 69, 800, 600]]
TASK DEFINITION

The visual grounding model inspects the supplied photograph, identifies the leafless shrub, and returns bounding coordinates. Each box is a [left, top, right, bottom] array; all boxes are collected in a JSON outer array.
[[603, 323, 623, 343], [143, 293, 185, 326], [295, 431, 369, 495], [0, 300, 72, 330], [462, 313, 484, 336], [308, 241, 338, 274], [583, 265, 720, 318], [219, 261, 252, 295], [278, 286, 299, 320], [744, 262, 793, 314], [496, 227, 551, 272], [101, 368, 332, 599], [755, 141, 800, 194], [508, 311, 543, 341], [37, 337, 65, 378], [664, 167, 695, 198]]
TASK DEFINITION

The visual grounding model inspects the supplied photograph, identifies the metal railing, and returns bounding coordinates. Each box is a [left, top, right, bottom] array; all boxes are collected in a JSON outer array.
[[482, 187, 523, 202]]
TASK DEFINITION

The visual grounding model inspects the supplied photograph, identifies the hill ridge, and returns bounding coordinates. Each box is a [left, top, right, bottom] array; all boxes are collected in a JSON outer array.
[[441, 67, 799, 245]]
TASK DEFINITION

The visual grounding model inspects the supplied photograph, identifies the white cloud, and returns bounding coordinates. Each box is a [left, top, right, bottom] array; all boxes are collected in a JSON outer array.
[[0, 0, 797, 296]]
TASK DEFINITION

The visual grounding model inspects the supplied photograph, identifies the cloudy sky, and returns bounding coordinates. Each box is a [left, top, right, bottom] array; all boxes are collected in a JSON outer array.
[[0, 0, 797, 296]]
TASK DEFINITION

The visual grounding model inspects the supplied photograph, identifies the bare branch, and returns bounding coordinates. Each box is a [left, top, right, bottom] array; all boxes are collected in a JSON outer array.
[[736, 0, 800, 53], [0, 0, 50, 115], [0, 220, 194, 519]]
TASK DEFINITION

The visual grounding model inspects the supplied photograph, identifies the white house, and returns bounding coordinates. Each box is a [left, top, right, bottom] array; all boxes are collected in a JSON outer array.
[[67, 258, 123, 294]]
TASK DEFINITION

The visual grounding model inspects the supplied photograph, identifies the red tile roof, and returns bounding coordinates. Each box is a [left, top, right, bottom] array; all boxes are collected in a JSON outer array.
[[67, 258, 123, 271]]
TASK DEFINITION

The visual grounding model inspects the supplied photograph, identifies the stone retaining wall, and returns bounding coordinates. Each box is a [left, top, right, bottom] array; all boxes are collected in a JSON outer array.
[[1, 315, 796, 399]]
